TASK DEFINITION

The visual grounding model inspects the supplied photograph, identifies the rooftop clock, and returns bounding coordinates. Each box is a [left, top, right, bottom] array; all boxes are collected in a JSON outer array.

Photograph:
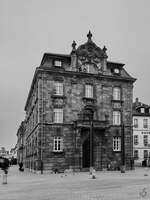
[[114, 68, 120, 74]]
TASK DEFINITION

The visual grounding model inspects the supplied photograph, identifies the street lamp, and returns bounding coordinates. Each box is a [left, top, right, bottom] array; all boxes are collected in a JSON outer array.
[[121, 123, 125, 165], [90, 120, 93, 169], [89, 112, 95, 177]]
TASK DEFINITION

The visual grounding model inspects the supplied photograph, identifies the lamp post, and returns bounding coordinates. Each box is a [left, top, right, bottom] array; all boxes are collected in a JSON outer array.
[[121, 121, 125, 173], [40, 143, 43, 174], [90, 120, 93, 168], [89, 112, 95, 176], [73, 121, 77, 175], [121, 123, 125, 166]]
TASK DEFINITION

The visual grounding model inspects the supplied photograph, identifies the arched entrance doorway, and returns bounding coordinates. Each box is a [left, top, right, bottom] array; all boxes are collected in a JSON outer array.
[[82, 108, 94, 168], [82, 134, 90, 168]]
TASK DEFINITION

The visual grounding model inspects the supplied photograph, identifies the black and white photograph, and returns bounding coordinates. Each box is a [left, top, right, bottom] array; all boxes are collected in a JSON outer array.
[[0, 0, 150, 199]]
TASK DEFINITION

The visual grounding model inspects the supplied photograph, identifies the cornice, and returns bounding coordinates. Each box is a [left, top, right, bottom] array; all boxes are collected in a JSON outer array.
[[37, 67, 136, 83]]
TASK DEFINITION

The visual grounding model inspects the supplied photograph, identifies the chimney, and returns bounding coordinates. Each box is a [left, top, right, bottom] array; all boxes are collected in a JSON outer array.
[[135, 98, 139, 106]]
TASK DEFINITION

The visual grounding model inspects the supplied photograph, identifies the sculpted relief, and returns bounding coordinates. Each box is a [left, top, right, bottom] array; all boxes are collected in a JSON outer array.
[[76, 41, 106, 74], [77, 55, 103, 74]]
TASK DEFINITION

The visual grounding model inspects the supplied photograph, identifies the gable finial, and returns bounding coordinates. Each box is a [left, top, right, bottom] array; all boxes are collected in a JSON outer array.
[[71, 40, 77, 55], [103, 45, 107, 52], [72, 40, 77, 50], [87, 31, 92, 41]]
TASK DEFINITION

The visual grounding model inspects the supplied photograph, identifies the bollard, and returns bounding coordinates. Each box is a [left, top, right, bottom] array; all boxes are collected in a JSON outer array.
[[2, 174, 7, 184]]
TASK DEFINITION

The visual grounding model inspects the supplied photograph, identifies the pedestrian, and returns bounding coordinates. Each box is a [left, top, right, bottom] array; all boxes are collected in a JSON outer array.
[[19, 162, 24, 171]]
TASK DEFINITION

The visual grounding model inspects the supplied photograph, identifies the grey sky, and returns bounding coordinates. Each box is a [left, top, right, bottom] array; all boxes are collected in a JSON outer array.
[[0, 0, 150, 150]]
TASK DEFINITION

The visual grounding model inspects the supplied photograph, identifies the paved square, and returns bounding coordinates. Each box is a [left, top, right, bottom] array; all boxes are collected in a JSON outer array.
[[1, 166, 150, 200]]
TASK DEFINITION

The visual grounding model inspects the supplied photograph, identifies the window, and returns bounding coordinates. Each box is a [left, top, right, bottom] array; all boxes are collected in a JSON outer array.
[[143, 135, 148, 146], [144, 150, 148, 159], [54, 60, 62, 67], [84, 63, 94, 73], [53, 109, 63, 123], [134, 135, 138, 145], [85, 85, 93, 98], [113, 111, 121, 125], [85, 64, 90, 73], [113, 87, 121, 100], [53, 136, 63, 152], [113, 136, 121, 151], [134, 150, 139, 160], [143, 119, 148, 128], [54, 82, 63, 95], [133, 118, 138, 128], [141, 108, 145, 113]]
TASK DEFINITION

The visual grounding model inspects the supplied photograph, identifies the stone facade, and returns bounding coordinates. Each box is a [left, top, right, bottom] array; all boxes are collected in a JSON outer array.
[[20, 32, 136, 172], [16, 121, 26, 164], [133, 98, 150, 166]]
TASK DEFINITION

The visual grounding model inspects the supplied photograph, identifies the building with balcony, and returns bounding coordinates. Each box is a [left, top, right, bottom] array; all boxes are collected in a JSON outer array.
[[133, 98, 150, 166], [21, 32, 136, 172]]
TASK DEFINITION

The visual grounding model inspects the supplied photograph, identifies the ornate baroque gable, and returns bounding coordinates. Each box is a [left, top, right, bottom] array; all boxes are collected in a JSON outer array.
[[76, 31, 107, 74]]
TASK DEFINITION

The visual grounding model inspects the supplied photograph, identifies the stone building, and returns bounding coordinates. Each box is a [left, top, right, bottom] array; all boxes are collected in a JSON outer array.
[[22, 32, 136, 172], [0, 147, 9, 158], [17, 121, 26, 164], [133, 98, 150, 166]]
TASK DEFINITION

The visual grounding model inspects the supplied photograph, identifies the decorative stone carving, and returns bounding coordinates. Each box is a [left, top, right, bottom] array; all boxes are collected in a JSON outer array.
[[76, 31, 107, 74]]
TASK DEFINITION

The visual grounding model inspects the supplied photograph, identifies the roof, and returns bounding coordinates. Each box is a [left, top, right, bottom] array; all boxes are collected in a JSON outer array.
[[133, 99, 150, 116]]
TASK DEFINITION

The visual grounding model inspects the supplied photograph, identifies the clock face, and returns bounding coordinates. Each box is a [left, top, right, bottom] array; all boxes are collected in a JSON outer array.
[[114, 68, 120, 74]]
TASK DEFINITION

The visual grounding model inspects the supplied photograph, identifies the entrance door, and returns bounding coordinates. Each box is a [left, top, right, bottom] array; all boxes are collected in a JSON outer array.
[[82, 137, 90, 168]]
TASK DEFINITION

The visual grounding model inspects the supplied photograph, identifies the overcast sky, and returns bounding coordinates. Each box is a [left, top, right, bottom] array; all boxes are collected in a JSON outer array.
[[0, 0, 150, 150]]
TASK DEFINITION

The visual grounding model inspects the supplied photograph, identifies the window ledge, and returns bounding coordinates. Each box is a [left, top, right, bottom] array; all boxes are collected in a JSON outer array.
[[52, 123, 64, 125], [113, 151, 121, 153], [52, 66, 64, 70], [111, 99, 123, 103], [82, 97, 96, 102], [112, 125, 121, 127], [52, 151, 64, 154], [51, 94, 66, 99]]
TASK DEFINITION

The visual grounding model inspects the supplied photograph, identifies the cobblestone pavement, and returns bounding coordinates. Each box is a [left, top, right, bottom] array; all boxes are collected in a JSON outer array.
[[1, 166, 150, 200]]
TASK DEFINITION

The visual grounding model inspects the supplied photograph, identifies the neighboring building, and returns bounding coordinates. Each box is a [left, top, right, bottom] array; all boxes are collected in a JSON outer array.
[[10, 145, 17, 159], [17, 121, 26, 164], [19, 32, 136, 172], [133, 98, 150, 166], [0, 147, 9, 158], [9, 145, 17, 164]]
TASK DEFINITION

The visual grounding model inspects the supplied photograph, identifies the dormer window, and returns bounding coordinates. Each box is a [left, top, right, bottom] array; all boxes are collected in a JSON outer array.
[[54, 60, 62, 67], [141, 108, 145, 113], [83, 63, 94, 73], [86, 64, 90, 73]]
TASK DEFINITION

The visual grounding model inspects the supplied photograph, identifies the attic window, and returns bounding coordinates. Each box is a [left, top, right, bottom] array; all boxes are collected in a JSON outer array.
[[141, 108, 145, 113], [54, 60, 62, 67]]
